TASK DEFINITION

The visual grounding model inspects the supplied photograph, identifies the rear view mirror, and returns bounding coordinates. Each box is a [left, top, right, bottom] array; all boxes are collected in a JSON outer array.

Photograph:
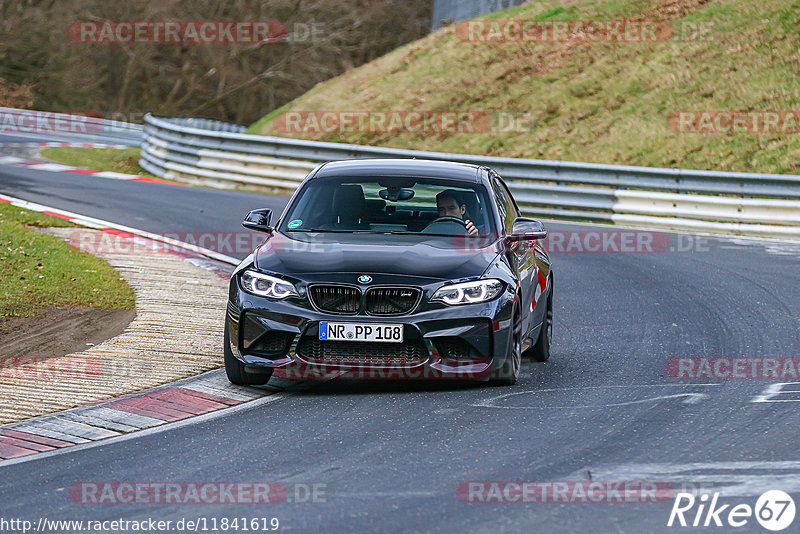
[[242, 208, 273, 233], [380, 187, 415, 202]]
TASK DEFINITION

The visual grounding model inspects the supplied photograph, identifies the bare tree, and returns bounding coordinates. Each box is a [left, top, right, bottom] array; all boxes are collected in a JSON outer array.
[[0, 0, 432, 123]]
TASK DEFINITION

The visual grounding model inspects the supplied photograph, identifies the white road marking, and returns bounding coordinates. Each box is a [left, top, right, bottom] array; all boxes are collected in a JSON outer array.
[[334, 491, 440, 498], [94, 171, 137, 180], [751, 382, 800, 403], [569, 462, 800, 498], [26, 163, 76, 172], [473, 384, 719, 410]]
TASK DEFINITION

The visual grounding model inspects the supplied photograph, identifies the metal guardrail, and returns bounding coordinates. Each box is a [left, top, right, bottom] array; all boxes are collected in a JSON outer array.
[[141, 114, 623, 221], [0, 107, 143, 145], [140, 114, 800, 238], [3, 106, 797, 238]]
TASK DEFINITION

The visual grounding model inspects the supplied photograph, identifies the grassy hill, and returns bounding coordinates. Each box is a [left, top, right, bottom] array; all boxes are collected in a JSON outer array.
[[248, 0, 800, 174]]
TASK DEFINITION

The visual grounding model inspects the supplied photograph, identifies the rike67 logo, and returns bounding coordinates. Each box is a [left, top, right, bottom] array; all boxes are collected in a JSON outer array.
[[668, 490, 796, 531]]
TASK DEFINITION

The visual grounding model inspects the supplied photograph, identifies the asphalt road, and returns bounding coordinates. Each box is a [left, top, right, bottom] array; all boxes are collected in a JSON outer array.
[[1, 144, 800, 533]]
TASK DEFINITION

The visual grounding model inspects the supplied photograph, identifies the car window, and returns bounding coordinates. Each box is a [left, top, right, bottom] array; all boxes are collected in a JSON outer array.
[[491, 174, 517, 234], [279, 176, 497, 239]]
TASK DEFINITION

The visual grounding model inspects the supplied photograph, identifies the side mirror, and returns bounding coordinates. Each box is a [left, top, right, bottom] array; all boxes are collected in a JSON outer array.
[[242, 208, 273, 233], [504, 217, 546, 249]]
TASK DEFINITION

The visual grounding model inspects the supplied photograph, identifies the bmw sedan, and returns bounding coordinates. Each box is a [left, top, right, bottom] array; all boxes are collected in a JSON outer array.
[[224, 158, 553, 386]]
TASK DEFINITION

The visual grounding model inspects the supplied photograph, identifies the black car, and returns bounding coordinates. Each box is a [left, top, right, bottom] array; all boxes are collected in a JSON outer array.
[[224, 159, 553, 386]]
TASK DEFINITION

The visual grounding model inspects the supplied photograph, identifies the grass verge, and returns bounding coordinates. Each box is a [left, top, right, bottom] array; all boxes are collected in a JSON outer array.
[[0, 204, 136, 318], [248, 0, 800, 174]]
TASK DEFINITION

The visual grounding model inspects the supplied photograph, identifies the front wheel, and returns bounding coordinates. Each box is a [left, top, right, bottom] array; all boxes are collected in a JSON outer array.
[[224, 322, 272, 386], [489, 306, 522, 386]]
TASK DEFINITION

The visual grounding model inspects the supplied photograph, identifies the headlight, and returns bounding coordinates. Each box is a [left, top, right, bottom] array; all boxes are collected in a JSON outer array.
[[240, 270, 298, 299], [431, 279, 503, 306]]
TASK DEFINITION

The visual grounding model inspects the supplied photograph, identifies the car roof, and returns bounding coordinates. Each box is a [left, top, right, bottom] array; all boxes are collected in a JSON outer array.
[[312, 158, 484, 183]]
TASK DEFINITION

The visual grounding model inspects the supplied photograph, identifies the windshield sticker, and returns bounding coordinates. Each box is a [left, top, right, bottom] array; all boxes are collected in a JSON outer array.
[[288, 219, 303, 229]]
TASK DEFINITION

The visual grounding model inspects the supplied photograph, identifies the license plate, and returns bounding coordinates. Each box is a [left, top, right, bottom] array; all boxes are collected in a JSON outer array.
[[319, 322, 403, 343]]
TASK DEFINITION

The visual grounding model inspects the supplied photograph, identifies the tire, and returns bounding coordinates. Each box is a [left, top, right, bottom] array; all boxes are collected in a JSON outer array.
[[224, 322, 273, 386], [526, 276, 553, 363], [489, 306, 522, 386]]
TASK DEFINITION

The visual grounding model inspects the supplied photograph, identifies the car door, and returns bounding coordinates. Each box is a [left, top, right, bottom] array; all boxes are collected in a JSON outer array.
[[491, 173, 550, 342], [490, 173, 532, 319]]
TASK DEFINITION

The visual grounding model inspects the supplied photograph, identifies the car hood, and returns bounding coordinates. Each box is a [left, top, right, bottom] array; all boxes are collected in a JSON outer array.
[[253, 232, 503, 281]]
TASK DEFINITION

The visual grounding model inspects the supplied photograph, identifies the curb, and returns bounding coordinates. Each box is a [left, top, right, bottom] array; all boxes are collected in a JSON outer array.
[[0, 193, 239, 266], [0, 226, 233, 427], [0, 142, 180, 186], [0, 194, 259, 463], [0, 142, 130, 149], [0, 370, 279, 461]]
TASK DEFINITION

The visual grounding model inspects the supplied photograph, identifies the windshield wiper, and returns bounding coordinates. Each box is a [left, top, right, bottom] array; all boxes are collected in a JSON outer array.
[[286, 229, 483, 238], [285, 228, 359, 233]]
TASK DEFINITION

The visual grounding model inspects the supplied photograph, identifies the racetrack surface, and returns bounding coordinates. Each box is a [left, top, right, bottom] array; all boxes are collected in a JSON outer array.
[[2, 141, 799, 533]]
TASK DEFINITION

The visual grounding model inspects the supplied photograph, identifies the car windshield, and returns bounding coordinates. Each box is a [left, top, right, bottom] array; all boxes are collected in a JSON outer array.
[[279, 176, 497, 238]]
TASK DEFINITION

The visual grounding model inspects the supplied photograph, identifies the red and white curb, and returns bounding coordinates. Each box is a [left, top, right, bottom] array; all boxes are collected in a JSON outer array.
[[0, 193, 280, 463], [0, 142, 129, 149], [0, 142, 180, 186], [0, 370, 280, 461], [0, 193, 238, 267]]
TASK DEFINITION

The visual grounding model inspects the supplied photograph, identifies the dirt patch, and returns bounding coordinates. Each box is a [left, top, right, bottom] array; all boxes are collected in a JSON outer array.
[[0, 306, 135, 362]]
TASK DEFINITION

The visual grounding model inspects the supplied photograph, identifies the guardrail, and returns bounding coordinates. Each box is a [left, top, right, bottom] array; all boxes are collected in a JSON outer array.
[[4, 106, 796, 238], [140, 114, 800, 239], [0, 107, 143, 145], [141, 114, 623, 221]]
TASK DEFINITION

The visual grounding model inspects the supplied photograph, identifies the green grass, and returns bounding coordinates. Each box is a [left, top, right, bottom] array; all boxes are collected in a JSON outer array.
[[40, 147, 158, 178], [248, 0, 800, 175], [0, 204, 136, 318]]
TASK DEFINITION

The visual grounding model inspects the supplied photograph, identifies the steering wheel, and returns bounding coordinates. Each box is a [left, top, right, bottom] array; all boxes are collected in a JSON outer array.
[[428, 216, 467, 228], [422, 216, 469, 235]]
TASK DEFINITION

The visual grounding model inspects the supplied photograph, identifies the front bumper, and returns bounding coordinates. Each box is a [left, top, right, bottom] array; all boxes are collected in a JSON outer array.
[[226, 287, 514, 381]]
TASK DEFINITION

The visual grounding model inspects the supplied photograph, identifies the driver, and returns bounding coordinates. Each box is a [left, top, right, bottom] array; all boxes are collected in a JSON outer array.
[[436, 190, 478, 235]]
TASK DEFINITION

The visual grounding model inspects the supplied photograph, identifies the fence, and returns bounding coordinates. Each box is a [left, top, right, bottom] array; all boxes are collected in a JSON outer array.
[[140, 113, 800, 239]]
